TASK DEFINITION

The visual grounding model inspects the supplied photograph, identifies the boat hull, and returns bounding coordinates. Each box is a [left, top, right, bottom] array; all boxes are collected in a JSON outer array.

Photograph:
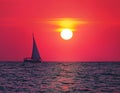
[[24, 58, 42, 63]]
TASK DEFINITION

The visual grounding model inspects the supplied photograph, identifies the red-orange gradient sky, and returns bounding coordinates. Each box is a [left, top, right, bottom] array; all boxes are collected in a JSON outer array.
[[0, 0, 120, 61]]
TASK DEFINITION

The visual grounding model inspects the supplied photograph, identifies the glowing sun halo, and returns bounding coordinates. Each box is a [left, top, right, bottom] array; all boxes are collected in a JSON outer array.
[[60, 28, 73, 40]]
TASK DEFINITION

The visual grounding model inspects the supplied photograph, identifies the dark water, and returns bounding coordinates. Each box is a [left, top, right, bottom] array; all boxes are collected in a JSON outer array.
[[0, 62, 120, 93]]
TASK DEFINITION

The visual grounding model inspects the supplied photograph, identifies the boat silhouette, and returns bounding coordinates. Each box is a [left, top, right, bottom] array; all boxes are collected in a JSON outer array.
[[24, 34, 42, 63]]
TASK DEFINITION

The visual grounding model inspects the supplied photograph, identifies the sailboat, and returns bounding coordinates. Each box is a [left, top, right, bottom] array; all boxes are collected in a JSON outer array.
[[24, 34, 42, 63]]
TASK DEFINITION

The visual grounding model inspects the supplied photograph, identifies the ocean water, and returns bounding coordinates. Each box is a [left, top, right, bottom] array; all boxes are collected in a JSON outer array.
[[0, 62, 120, 93]]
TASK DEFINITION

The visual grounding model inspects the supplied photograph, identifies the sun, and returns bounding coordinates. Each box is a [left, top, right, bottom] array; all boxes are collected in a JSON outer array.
[[60, 28, 73, 40]]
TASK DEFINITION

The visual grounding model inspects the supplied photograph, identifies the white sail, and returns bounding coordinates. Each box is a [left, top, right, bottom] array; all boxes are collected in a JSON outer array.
[[31, 35, 41, 60]]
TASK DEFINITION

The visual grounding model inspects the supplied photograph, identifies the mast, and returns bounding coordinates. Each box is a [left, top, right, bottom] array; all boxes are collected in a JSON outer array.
[[31, 34, 41, 60]]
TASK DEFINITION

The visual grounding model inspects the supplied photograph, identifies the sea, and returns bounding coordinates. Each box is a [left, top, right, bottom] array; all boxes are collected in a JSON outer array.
[[0, 62, 120, 93]]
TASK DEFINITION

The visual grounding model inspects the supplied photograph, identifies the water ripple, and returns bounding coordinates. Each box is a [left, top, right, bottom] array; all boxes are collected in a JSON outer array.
[[0, 62, 119, 93]]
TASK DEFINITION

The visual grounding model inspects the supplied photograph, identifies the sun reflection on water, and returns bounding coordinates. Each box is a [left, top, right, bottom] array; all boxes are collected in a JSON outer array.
[[49, 63, 77, 92]]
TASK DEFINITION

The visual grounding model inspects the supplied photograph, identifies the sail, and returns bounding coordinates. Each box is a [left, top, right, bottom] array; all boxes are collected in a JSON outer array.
[[31, 35, 41, 60]]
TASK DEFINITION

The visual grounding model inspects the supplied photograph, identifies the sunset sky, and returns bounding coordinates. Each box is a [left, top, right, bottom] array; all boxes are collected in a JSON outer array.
[[0, 0, 120, 61]]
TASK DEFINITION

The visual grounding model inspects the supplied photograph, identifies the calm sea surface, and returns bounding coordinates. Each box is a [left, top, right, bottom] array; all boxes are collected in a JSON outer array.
[[0, 62, 120, 93]]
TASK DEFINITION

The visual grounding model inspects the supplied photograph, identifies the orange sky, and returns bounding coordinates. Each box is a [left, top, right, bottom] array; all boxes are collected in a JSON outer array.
[[0, 0, 120, 61]]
